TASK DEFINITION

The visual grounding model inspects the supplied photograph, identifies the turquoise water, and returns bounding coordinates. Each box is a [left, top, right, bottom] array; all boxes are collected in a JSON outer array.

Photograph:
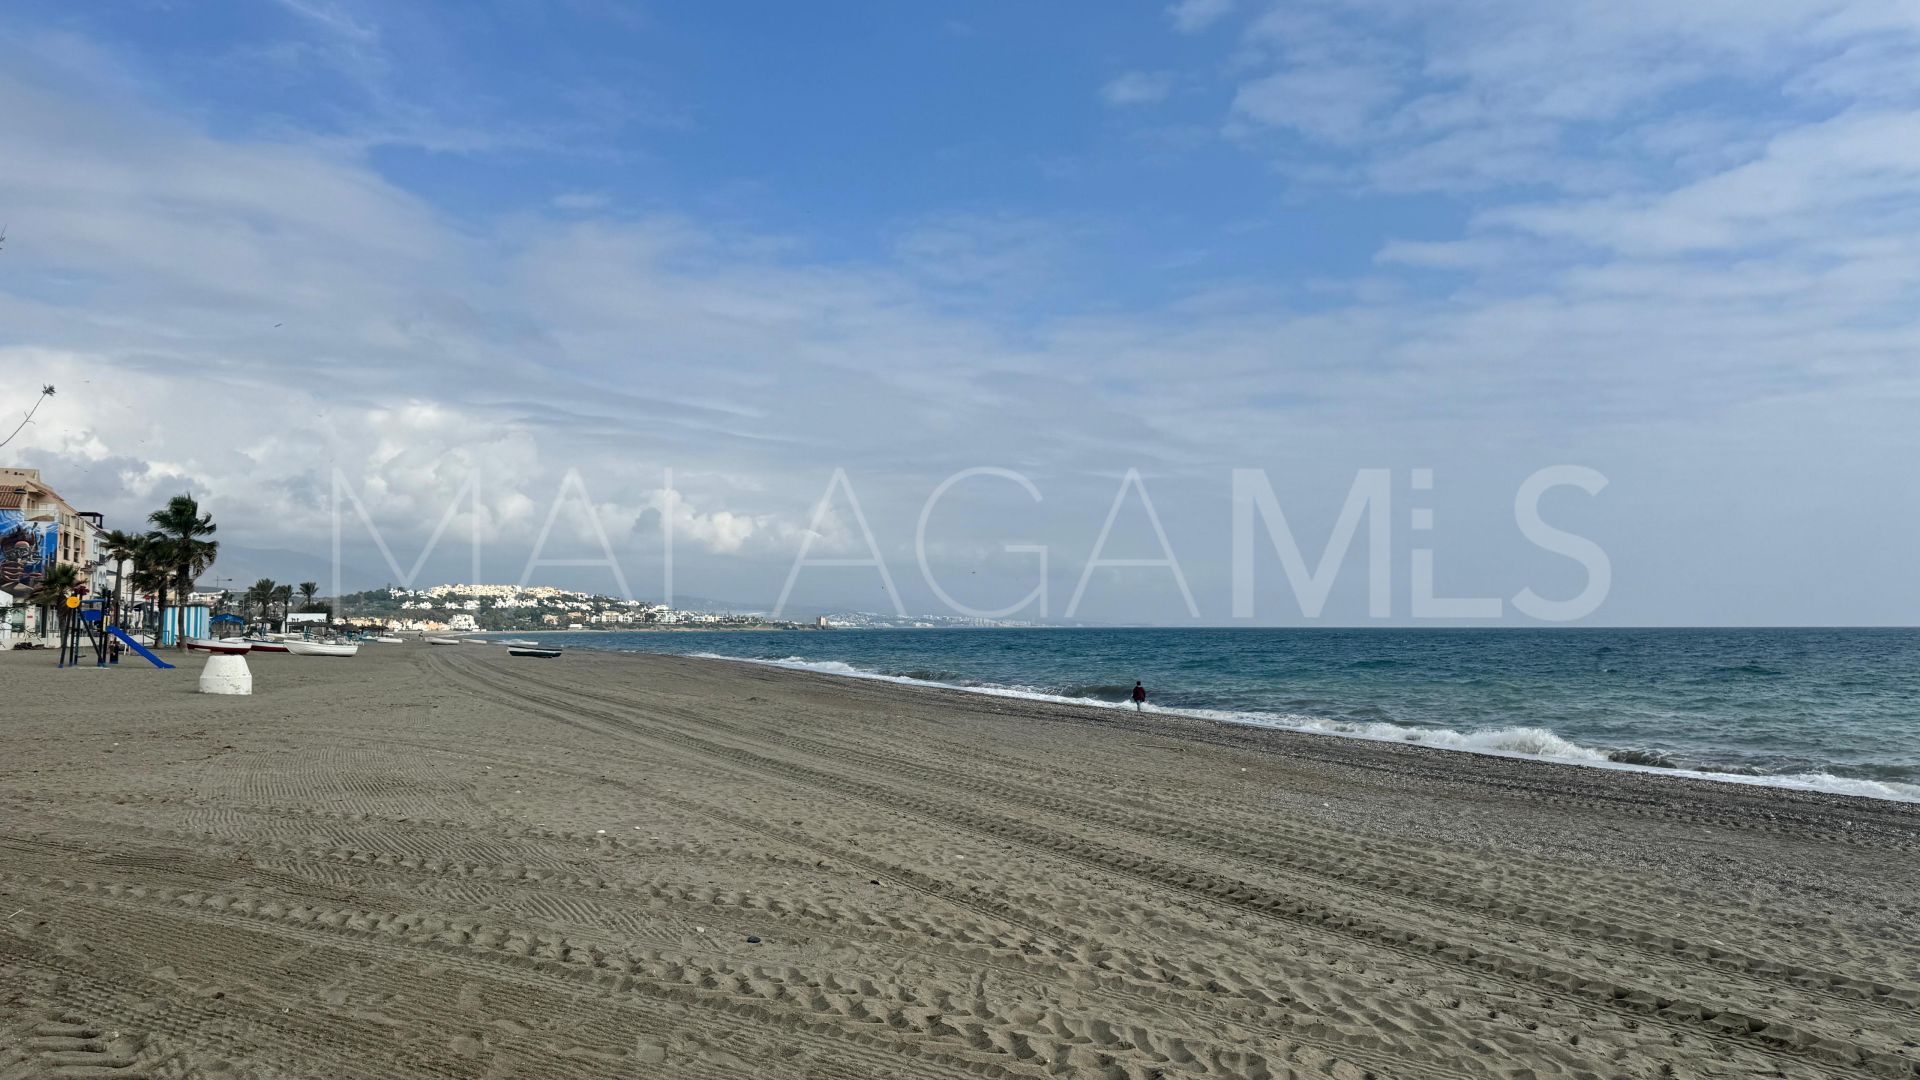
[[494, 627, 1920, 802]]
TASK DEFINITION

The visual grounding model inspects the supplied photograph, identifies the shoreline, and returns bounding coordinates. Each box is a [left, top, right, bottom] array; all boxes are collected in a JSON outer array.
[[702, 651, 1920, 805], [4, 643, 1917, 1079], [489, 634, 1920, 805], [664, 649, 1920, 831]]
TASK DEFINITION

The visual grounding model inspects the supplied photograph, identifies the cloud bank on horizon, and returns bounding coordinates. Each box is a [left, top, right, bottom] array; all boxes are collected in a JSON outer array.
[[1, 0, 1916, 624]]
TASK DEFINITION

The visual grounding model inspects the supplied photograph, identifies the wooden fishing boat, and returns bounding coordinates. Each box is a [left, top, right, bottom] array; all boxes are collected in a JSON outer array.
[[286, 640, 359, 657], [374, 636, 403, 644], [243, 637, 290, 653], [425, 636, 460, 645], [507, 647, 563, 659]]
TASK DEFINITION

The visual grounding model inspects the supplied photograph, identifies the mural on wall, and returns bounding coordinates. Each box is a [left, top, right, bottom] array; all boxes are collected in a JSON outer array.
[[0, 509, 54, 598]]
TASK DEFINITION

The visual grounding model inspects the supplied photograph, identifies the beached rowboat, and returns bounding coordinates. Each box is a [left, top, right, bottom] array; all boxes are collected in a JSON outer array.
[[374, 636, 403, 644], [243, 638, 290, 653], [187, 638, 252, 654], [286, 640, 359, 657], [508, 648, 563, 659], [425, 637, 460, 645]]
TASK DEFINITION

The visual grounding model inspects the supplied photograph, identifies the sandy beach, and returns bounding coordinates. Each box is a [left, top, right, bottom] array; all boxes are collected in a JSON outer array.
[[3, 642, 1917, 1080]]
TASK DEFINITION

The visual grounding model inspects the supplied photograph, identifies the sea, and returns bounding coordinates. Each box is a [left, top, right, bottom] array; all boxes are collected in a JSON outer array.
[[484, 627, 1920, 803]]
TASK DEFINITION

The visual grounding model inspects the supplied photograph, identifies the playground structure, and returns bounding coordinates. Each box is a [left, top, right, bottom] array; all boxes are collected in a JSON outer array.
[[54, 596, 175, 670], [51, 596, 251, 692]]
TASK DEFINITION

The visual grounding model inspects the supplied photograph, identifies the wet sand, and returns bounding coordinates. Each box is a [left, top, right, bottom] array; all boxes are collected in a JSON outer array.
[[2, 642, 1917, 1079]]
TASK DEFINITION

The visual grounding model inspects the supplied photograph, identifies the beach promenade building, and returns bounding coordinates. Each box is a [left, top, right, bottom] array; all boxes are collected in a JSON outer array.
[[0, 468, 110, 646]]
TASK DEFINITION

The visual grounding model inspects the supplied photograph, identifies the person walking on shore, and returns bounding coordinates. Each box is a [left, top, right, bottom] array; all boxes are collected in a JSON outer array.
[[1131, 681, 1146, 711]]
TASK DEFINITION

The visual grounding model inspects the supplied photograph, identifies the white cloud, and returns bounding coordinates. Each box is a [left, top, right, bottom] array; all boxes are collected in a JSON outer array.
[[1101, 70, 1176, 106], [1373, 238, 1516, 270], [552, 191, 611, 212], [272, 0, 379, 43], [1483, 111, 1920, 256], [1231, 64, 1398, 143], [6, 12, 1920, 619], [1222, 0, 1920, 192], [1169, 0, 1235, 34], [645, 488, 765, 554], [890, 213, 1077, 295]]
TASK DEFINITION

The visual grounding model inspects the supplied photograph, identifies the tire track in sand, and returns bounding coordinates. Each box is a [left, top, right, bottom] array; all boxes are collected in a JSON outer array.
[[438, 650, 1918, 1080]]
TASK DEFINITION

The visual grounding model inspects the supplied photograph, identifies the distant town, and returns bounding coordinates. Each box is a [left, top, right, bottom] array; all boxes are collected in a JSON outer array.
[[337, 584, 1043, 634], [2, 462, 1047, 649], [338, 584, 780, 633]]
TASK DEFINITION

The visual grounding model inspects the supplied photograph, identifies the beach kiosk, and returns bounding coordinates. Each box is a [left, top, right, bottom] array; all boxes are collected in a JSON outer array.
[[161, 602, 212, 646]]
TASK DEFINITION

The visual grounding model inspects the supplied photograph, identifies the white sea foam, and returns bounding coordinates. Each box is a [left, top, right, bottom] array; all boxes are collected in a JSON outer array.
[[1281, 718, 1614, 762], [687, 653, 1920, 804]]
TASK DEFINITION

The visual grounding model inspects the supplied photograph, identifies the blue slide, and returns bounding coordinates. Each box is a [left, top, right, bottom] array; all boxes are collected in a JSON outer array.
[[106, 626, 175, 669]]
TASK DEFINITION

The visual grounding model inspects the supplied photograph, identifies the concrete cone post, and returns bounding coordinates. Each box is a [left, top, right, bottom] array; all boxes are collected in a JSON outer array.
[[199, 652, 253, 695]]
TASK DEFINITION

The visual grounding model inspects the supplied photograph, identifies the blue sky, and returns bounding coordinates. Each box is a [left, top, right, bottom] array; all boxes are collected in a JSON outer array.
[[3, 1, 1918, 623], [12, 0, 1451, 306]]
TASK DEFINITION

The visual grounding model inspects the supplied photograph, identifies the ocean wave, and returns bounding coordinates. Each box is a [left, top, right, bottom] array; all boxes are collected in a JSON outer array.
[[756, 656, 868, 675], [1605, 748, 1677, 768], [688, 652, 1920, 804], [1233, 716, 1614, 763], [888, 668, 973, 685], [1057, 683, 1140, 702]]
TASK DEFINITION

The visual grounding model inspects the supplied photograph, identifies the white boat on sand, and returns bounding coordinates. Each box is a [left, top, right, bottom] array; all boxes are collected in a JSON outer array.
[[243, 637, 290, 653], [374, 636, 403, 644], [187, 638, 252, 654], [426, 637, 460, 645], [286, 640, 359, 657]]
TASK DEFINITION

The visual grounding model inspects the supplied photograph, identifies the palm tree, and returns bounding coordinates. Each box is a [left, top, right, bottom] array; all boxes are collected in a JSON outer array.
[[148, 494, 218, 647], [135, 536, 175, 643], [298, 581, 320, 611], [100, 528, 142, 625], [248, 578, 277, 624], [27, 561, 80, 646], [272, 583, 294, 624], [27, 561, 80, 609]]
